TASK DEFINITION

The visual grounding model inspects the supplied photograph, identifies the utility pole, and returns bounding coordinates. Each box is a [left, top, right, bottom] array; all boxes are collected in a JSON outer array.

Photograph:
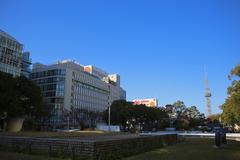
[[108, 105, 111, 131], [108, 91, 111, 132], [204, 66, 212, 117]]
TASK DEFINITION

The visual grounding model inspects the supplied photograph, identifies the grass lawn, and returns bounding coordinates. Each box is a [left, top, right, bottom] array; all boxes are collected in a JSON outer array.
[[124, 138, 240, 160], [0, 151, 67, 160]]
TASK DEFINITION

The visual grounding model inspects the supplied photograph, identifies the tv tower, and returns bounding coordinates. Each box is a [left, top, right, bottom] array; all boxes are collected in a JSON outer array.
[[204, 66, 212, 117]]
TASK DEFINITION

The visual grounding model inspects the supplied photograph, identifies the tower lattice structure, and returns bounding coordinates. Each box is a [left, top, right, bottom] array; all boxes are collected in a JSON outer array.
[[204, 69, 212, 117]]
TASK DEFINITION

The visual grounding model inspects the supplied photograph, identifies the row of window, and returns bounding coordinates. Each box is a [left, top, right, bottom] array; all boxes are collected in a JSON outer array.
[[73, 85, 107, 97], [72, 99, 108, 107], [0, 48, 22, 67], [39, 83, 57, 91], [73, 91, 108, 103], [33, 77, 65, 84], [71, 100, 107, 111], [0, 37, 23, 52], [53, 98, 64, 103], [73, 95, 108, 105], [41, 90, 64, 97], [73, 93, 107, 101], [31, 69, 66, 78], [0, 65, 21, 76], [72, 79, 108, 94], [72, 71, 108, 91], [39, 83, 65, 92], [42, 91, 56, 97], [56, 91, 64, 96]]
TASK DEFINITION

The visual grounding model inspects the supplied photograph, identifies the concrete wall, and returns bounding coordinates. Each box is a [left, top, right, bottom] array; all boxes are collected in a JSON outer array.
[[0, 134, 177, 159]]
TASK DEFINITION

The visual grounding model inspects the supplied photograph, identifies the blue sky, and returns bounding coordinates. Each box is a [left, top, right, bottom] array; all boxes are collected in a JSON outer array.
[[1, 0, 240, 114]]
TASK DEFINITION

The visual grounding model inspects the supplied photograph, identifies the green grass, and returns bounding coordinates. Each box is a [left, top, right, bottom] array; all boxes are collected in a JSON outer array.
[[124, 138, 240, 160], [0, 150, 96, 160], [0, 151, 68, 160]]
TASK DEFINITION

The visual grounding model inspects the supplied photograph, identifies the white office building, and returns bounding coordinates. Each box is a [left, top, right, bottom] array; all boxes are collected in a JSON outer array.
[[30, 60, 126, 129]]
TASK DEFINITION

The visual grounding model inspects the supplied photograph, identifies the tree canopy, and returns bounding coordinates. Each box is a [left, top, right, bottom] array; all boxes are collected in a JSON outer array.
[[0, 71, 43, 118], [221, 64, 240, 127], [166, 101, 205, 130], [104, 100, 205, 131], [103, 100, 169, 131]]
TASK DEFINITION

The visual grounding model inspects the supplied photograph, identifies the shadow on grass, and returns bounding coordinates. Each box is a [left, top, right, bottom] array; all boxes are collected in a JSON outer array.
[[124, 138, 240, 160]]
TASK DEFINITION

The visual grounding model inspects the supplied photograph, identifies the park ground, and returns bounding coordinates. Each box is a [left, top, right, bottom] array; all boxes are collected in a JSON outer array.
[[0, 137, 240, 160], [124, 137, 240, 160]]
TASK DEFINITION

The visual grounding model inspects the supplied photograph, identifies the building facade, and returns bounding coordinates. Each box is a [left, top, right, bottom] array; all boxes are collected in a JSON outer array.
[[21, 52, 32, 78], [0, 29, 31, 77], [30, 60, 126, 129], [132, 98, 158, 107]]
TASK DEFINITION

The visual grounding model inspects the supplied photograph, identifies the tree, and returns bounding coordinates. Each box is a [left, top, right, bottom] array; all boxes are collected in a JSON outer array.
[[186, 106, 205, 129], [72, 108, 102, 129], [172, 101, 187, 118], [0, 72, 15, 115], [167, 101, 205, 130], [171, 101, 188, 130], [103, 100, 169, 131], [0, 71, 43, 120], [14, 76, 43, 118], [208, 114, 221, 123], [221, 64, 240, 127]]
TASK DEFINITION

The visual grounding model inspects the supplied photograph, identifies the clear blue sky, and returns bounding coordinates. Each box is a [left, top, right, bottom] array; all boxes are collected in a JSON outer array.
[[1, 0, 240, 115]]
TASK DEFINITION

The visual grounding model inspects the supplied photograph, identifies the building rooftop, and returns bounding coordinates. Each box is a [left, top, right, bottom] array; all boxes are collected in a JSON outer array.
[[56, 59, 84, 67], [0, 29, 20, 43]]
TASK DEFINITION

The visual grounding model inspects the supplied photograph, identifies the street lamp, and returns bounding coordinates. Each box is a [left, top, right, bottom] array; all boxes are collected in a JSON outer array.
[[108, 95, 112, 132], [67, 116, 70, 130], [108, 104, 111, 131]]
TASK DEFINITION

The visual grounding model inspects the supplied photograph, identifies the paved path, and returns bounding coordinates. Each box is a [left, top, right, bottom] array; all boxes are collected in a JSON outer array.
[[140, 131, 240, 141]]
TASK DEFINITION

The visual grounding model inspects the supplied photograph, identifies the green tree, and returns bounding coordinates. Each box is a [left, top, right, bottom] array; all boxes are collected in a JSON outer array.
[[169, 101, 205, 130], [221, 64, 240, 127], [172, 101, 187, 118], [0, 71, 43, 120], [208, 114, 221, 123], [103, 100, 169, 131], [186, 106, 205, 129], [0, 72, 15, 115]]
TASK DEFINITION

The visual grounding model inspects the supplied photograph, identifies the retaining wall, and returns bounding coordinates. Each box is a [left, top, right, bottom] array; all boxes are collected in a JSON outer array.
[[0, 134, 177, 159]]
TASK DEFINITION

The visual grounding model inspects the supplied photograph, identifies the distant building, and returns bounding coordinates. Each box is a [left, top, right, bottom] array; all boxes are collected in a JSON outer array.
[[30, 60, 126, 129], [0, 29, 31, 77], [132, 98, 158, 107]]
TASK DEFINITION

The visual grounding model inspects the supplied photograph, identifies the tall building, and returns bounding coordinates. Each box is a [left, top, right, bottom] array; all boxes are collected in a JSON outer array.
[[0, 29, 31, 77], [30, 60, 126, 129], [21, 52, 32, 78]]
